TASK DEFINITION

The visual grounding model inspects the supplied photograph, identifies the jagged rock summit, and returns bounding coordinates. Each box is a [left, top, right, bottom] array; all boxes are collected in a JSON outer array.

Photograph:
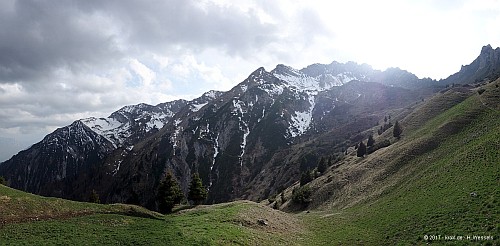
[[442, 44, 500, 85]]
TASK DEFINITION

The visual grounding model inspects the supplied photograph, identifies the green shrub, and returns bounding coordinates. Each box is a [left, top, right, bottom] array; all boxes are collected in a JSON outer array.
[[367, 139, 391, 154], [317, 157, 327, 174], [357, 141, 366, 157], [292, 186, 312, 206], [89, 190, 100, 204], [300, 170, 314, 186]]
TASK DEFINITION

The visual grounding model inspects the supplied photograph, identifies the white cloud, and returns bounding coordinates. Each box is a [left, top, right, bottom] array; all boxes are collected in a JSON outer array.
[[152, 54, 170, 69], [129, 59, 156, 87]]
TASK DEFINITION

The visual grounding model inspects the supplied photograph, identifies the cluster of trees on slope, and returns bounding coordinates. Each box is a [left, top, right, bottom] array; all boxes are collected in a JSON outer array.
[[299, 156, 337, 187], [289, 119, 404, 208], [357, 120, 402, 157], [157, 172, 208, 214], [289, 156, 337, 207]]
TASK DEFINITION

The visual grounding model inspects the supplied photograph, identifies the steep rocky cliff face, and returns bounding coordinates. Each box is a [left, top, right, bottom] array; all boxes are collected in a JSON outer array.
[[0, 59, 440, 209], [442, 45, 500, 85], [0, 121, 115, 199]]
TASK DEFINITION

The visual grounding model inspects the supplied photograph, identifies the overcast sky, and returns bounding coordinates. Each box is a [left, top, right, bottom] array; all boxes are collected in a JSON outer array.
[[1, 0, 499, 161]]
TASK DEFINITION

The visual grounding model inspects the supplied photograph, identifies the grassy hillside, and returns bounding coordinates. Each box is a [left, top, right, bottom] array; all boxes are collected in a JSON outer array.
[[0, 184, 161, 224], [289, 80, 500, 245], [0, 184, 303, 245]]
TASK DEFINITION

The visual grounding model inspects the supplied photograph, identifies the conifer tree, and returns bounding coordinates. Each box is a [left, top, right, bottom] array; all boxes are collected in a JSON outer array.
[[89, 189, 100, 204], [158, 171, 184, 213], [188, 172, 208, 205], [357, 141, 366, 157], [0, 176, 6, 186], [300, 169, 314, 186], [317, 157, 327, 173], [367, 134, 375, 147], [393, 120, 403, 139]]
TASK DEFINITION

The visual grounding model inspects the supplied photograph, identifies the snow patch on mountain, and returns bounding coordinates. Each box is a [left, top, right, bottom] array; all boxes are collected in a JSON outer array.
[[273, 66, 320, 91], [81, 102, 180, 147], [321, 73, 358, 87], [211, 134, 219, 171], [81, 117, 131, 148], [272, 64, 358, 92], [171, 119, 183, 154], [259, 83, 284, 97], [287, 93, 316, 138], [190, 102, 208, 112], [203, 90, 221, 99], [112, 160, 122, 176], [258, 107, 265, 123], [145, 112, 169, 131], [239, 121, 249, 167], [231, 99, 250, 166], [232, 100, 246, 115], [119, 103, 149, 114]]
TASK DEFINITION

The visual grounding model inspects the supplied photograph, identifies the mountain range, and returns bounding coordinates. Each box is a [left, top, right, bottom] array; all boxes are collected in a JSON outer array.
[[1, 45, 499, 210]]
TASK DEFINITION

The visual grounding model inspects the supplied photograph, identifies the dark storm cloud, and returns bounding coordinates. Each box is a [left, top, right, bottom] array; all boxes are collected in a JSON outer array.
[[0, 0, 122, 83], [0, 0, 297, 84], [77, 0, 281, 55]]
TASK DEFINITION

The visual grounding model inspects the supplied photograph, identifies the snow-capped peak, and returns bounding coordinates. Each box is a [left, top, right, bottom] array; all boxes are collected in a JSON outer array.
[[81, 101, 186, 147], [272, 64, 322, 91], [203, 90, 223, 100], [271, 64, 359, 92]]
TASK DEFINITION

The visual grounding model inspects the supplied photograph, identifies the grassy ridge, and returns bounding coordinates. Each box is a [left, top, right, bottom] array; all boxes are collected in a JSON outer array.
[[0, 185, 303, 245], [0, 184, 161, 224], [1, 203, 246, 245]]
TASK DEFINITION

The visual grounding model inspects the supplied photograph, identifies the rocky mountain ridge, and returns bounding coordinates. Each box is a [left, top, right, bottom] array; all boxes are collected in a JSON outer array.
[[1, 46, 497, 210], [442, 44, 500, 85]]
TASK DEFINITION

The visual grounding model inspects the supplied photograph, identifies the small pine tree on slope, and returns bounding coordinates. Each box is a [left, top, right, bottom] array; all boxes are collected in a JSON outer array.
[[89, 189, 100, 204], [317, 157, 327, 173], [188, 172, 208, 205], [158, 171, 184, 213], [357, 141, 367, 157], [367, 134, 375, 147], [393, 121, 403, 139]]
